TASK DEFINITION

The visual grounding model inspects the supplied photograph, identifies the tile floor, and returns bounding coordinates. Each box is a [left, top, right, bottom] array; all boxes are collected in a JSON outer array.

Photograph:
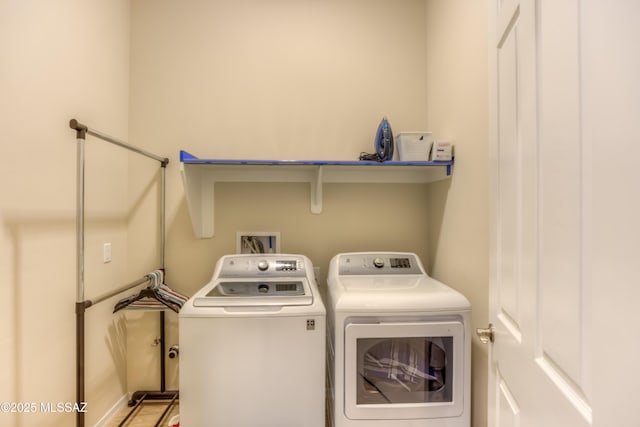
[[107, 401, 179, 427], [107, 400, 333, 426]]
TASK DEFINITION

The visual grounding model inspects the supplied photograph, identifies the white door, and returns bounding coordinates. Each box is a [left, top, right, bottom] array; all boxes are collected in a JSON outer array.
[[488, 1, 640, 426]]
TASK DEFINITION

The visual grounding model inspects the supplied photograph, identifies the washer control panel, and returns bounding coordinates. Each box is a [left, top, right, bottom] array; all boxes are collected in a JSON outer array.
[[219, 255, 306, 278], [338, 253, 423, 275]]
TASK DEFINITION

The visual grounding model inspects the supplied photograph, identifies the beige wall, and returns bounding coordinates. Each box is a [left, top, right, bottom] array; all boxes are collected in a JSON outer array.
[[425, 1, 489, 426], [0, 1, 131, 426]]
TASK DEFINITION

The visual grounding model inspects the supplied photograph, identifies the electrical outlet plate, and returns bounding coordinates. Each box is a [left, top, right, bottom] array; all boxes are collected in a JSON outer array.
[[236, 232, 281, 254], [103, 243, 112, 263]]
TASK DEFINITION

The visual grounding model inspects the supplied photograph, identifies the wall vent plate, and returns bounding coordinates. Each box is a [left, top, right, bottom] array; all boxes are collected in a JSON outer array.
[[236, 232, 281, 254]]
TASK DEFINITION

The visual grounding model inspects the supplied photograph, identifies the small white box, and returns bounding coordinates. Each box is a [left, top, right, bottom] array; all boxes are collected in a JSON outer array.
[[236, 231, 281, 254], [431, 141, 453, 161], [395, 132, 433, 161]]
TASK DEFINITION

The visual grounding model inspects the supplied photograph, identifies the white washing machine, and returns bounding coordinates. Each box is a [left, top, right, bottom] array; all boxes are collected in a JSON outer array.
[[179, 254, 326, 427], [326, 252, 471, 427]]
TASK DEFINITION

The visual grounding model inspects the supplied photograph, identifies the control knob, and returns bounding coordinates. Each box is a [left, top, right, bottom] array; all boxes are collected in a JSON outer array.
[[257, 260, 269, 271], [373, 257, 385, 268]]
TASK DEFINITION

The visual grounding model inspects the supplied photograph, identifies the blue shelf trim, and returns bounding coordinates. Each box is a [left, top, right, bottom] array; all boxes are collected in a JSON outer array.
[[180, 150, 453, 175]]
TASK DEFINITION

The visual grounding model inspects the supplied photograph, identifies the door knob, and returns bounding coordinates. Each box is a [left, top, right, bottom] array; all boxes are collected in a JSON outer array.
[[476, 324, 495, 344]]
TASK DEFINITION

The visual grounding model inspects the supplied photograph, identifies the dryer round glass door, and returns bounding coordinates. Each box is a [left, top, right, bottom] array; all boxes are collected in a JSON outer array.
[[344, 320, 464, 420]]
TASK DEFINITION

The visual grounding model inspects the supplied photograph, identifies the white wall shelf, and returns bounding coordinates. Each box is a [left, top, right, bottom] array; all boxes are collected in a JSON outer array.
[[179, 150, 454, 238]]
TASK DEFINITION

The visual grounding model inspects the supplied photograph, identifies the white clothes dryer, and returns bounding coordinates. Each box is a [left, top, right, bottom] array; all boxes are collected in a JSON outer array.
[[326, 252, 471, 427], [179, 254, 326, 427]]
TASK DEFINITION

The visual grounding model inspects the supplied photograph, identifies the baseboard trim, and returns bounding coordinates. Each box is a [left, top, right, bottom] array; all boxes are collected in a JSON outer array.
[[93, 393, 129, 427]]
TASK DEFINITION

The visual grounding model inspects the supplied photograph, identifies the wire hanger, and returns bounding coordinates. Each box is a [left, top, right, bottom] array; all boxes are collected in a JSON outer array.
[[113, 270, 187, 314]]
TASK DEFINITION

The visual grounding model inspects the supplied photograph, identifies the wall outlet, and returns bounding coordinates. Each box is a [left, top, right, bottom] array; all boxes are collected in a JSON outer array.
[[236, 232, 281, 254], [103, 243, 112, 263]]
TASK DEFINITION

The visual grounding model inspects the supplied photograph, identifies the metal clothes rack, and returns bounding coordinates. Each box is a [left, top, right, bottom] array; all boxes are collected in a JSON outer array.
[[69, 119, 177, 427]]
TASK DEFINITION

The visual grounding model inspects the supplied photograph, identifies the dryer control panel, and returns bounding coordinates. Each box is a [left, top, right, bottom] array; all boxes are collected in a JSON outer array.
[[338, 253, 424, 275]]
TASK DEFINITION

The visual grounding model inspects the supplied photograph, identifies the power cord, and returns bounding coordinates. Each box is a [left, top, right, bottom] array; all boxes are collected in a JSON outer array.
[[359, 152, 385, 162], [242, 236, 265, 253]]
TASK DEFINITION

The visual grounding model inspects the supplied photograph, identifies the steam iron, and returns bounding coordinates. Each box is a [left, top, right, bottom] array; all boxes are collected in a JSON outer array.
[[374, 116, 394, 161]]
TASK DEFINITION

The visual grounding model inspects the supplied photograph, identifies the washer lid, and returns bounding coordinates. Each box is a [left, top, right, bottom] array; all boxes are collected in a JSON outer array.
[[193, 278, 313, 307]]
